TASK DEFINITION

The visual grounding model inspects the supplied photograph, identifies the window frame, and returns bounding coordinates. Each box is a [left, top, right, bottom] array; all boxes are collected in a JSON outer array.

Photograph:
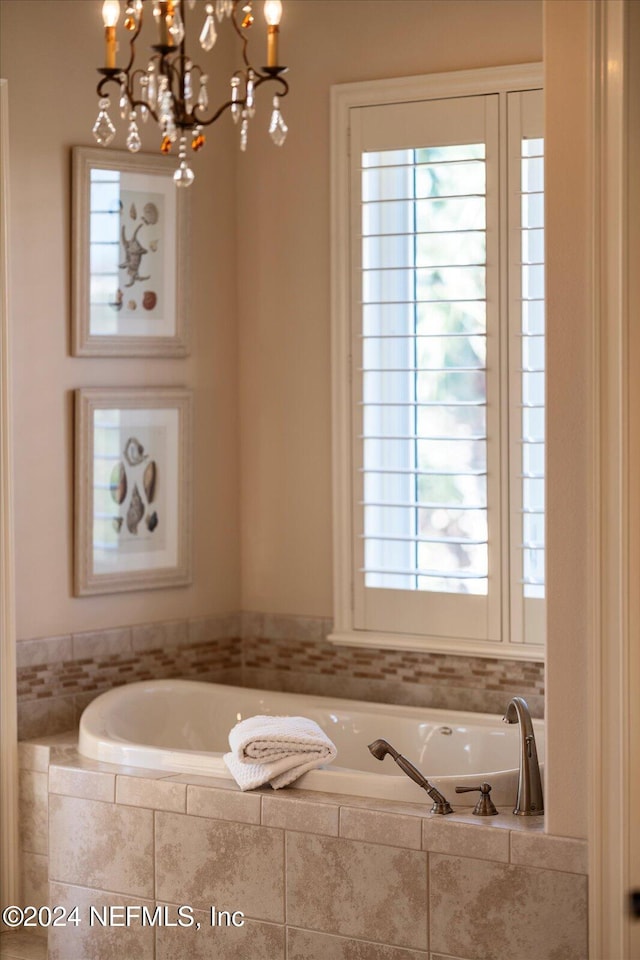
[[330, 64, 545, 661]]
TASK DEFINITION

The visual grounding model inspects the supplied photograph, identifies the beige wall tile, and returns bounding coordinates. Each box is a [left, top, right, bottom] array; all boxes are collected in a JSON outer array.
[[49, 795, 153, 898], [287, 927, 429, 959], [116, 776, 186, 813], [71, 627, 132, 659], [156, 906, 284, 959], [20, 852, 49, 912], [19, 771, 48, 856], [16, 635, 72, 668], [187, 784, 261, 824], [18, 697, 75, 741], [286, 833, 428, 950], [131, 619, 188, 652], [429, 854, 588, 960], [422, 818, 509, 863], [339, 807, 422, 850], [18, 743, 50, 774], [510, 831, 588, 875], [0, 930, 48, 959], [262, 795, 339, 835], [48, 881, 154, 960], [49, 764, 115, 803], [155, 812, 284, 921]]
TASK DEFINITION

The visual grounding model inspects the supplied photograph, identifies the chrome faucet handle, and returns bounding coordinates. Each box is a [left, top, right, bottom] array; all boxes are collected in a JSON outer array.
[[455, 781, 498, 816]]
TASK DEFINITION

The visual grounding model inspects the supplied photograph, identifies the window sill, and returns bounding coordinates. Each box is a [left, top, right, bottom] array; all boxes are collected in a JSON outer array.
[[328, 629, 545, 663]]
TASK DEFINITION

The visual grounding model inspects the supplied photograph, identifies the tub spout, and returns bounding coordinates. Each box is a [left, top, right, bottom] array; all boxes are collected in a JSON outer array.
[[368, 738, 453, 815], [502, 697, 544, 816]]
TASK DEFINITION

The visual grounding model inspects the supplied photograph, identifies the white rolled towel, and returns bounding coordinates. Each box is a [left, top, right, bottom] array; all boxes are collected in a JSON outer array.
[[223, 714, 338, 791]]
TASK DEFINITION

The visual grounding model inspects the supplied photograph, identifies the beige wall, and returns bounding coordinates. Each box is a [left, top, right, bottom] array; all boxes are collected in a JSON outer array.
[[237, 0, 543, 615], [1, 0, 241, 639]]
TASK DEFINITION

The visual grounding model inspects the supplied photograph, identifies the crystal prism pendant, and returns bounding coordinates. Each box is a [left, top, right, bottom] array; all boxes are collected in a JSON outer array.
[[215, 0, 225, 20], [245, 69, 255, 118], [92, 98, 116, 147], [200, 5, 217, 50], [240, 109, 249, 152], [119, 82, 129, 120], [183, 66, 194, 113], [230, 76, 241, 124], [147, 65, 157, 109], [269, 96, 288, 147], [127, 112, 142, 152], [225, 0, 234, 15], [197, 74, 209, 111]]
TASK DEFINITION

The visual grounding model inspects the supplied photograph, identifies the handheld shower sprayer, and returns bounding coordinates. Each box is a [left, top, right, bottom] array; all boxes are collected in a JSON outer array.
[[368, 738, 453, 815]]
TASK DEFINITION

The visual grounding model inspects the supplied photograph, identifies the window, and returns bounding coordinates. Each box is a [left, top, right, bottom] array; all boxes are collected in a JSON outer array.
[[330, 67, 544, 659]]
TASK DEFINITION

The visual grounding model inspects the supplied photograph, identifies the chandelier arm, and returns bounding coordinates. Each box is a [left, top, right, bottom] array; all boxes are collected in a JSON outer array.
[[230, 0, 252, 70], [122, 8, 145, 77]]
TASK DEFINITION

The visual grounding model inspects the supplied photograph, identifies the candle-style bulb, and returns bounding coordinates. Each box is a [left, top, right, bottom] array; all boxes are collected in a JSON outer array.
[[102, 0, 121, 68], [263, 0, 282, 25], [102, 0, 121, 27], [264, 0, 282, 66]]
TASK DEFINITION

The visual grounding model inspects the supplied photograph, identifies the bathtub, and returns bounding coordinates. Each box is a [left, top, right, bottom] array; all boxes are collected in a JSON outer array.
[[78, 679, 544, 808]]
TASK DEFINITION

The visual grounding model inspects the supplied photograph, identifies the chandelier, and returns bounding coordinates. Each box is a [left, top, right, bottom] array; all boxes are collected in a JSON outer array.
[[94, 0, 289, 186]]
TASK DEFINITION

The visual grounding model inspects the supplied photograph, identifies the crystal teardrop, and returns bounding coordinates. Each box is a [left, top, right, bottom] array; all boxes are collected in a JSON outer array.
[[269, 107, 288, 147], [225, 0, 233, 15], [174, 160, 195, 187], [119, 86, 129, 119], [161, 135, 172, 154], [215, 0, 225, 20], [241, 10, 253, 28], [169, 6, 185, 43], [92, 98, 116, 147], [199, 10, 217, 50]]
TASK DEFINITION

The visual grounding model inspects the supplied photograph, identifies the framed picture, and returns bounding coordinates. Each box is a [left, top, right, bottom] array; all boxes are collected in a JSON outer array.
[[72, 146, 189, 357], [74, 387, 193, 596]]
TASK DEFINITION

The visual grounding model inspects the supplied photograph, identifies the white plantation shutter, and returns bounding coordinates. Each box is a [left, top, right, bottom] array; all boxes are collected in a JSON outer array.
[[350, 95, 501, 642], [331, 67, 545, 658], [508, 89, 545, 646]]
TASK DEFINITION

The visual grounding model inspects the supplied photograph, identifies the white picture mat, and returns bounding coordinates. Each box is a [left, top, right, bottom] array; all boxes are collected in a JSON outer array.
[[91, 407, 179, 575]]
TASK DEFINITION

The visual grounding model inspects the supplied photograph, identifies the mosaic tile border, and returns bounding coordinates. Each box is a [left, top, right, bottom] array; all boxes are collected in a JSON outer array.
[[16, 611, 545, 738], [241, 612, 545, 718]]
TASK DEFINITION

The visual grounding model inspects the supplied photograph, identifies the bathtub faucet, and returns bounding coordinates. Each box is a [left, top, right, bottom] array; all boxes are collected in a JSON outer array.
[[368, 739, 453, 815], [502, 696, 544, 816]]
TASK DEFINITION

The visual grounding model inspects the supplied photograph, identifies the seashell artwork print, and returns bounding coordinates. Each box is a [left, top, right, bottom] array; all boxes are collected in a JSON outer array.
[[143, 290, 157, 310], [146, 511, 159, 532], [109, 462, 127, 505], [142, 202, 159, 226], [143, 460, 157, 503], [126, 484, 145, 534], [124, 437, 148, 467], [130, 202, 137, 220]]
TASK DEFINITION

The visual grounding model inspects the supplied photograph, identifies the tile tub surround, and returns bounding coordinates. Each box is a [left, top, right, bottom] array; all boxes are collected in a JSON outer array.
[[15, 611, 544, 739], [38, 748, 586, 960]]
